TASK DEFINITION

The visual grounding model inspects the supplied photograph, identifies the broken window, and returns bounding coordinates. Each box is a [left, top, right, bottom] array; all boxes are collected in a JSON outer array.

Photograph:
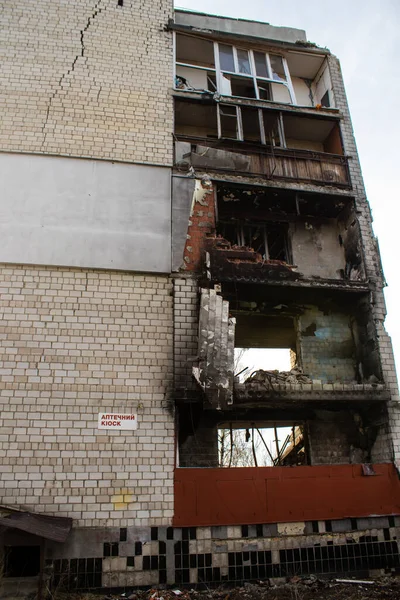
[[218, 45, 257, 98], [218, 424, 307, 467], [217, 105, 285, 146], [175, 99, 218, 138], [230, 75, 257, 98], [283, 115, 343, 154], [175, 34, 217, 93], [218, 220, 290, 262], [217, 43, 294, 102], [175, 34, 296, 103], [174, 98, 344, 174], [218, 105, 240, 139], [321, 90, 330, 108]]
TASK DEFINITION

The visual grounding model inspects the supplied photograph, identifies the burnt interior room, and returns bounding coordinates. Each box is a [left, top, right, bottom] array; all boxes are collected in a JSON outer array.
[[209, 183, 364, 282], [222, 283, 382, 384], [177, 396, 389, 468], [177, 279, 388, 468]]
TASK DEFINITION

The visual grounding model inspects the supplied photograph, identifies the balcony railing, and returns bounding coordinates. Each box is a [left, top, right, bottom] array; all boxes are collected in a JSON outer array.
[[175, 139, 351, 188]]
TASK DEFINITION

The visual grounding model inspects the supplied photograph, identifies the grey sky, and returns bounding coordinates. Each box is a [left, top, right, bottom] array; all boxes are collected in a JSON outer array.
[[175, 0, 400, 376]]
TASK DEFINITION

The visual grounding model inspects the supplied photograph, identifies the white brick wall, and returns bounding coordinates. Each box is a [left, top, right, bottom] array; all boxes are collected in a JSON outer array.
[[173, 277, 198, 391], [0, 0, 173, 165], [0, 265, 175, 527]]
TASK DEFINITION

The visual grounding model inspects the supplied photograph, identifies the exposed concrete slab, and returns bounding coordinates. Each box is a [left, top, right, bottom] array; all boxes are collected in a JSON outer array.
[[172, 175, 196, 271], [174, 10, 307, 44]]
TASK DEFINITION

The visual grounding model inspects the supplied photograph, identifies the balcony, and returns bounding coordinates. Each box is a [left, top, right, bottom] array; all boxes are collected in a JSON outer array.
[[175, 140, 351, 188]]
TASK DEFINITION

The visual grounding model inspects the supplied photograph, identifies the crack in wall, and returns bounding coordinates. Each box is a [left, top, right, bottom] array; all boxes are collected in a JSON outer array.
[[41, 0, 105, 149]]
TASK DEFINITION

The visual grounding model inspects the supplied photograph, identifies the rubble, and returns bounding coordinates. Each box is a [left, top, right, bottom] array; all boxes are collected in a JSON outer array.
[[244, 367, 312, 387], [52, 576, 400, 600]]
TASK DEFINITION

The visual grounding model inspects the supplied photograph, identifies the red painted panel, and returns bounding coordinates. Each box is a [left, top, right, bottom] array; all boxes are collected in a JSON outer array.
[[173, 464, 400, 527]]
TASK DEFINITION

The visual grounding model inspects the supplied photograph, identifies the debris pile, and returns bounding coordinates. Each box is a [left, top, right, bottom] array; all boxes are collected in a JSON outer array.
[[58, 576, 400, 600], [244, 367, 312, 387]]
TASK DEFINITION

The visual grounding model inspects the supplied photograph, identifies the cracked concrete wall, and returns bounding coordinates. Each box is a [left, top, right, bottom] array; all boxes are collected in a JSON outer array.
[[290, 220, 346, 280], [0, 0, 173, 165]]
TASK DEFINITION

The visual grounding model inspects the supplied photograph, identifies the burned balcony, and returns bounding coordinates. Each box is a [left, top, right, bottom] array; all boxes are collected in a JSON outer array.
[[175, 99, 350, 187], [207, 184, 365, 285]]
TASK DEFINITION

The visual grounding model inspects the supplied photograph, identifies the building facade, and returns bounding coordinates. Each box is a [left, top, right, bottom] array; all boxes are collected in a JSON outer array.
[[1, 1, 400, 591]]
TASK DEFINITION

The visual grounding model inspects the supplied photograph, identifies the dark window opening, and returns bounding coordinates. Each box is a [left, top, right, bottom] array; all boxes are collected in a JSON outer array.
[[242, 107, 262, 143], [257, 79, 272, 100], [175, 100, 218, 139], [219, 105, 239, 139], [321, 90, 330, 108], [5, 546, 41, 577], [176, 35, 215, 69], [218, 221, 290, 262], [230, 76, 256, 98]]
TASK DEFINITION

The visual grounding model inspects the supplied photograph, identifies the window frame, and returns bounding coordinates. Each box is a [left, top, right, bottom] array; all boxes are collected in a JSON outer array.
[[174, 33, 297, 105], [217, 104, 286, 148], [219, 219, 291, 263]]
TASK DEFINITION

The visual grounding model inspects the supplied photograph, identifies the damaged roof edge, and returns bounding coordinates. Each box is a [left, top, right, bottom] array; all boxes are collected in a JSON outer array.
[[0, 509, 73, 543], [173, 9, 323, 50]]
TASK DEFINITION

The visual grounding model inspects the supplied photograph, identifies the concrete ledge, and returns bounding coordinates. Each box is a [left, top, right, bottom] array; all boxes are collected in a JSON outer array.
[[234, 382, 389, 406], [174, 10, 307, 45]]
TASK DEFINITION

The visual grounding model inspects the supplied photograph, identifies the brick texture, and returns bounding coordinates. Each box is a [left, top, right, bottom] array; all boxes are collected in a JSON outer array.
[[182, 182, 216, 272], [173, 277, 198, 392], [0, 0, 173, 165], [299, 307, 355, 383], [0, 265, 174, 527]]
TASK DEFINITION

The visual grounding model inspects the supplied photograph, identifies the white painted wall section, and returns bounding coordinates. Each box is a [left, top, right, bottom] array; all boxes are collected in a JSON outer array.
[[0, 154, 171, 273]]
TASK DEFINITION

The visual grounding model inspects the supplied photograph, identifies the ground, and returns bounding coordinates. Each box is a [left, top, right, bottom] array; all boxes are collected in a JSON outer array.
[[46, 577, 400, 600]]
